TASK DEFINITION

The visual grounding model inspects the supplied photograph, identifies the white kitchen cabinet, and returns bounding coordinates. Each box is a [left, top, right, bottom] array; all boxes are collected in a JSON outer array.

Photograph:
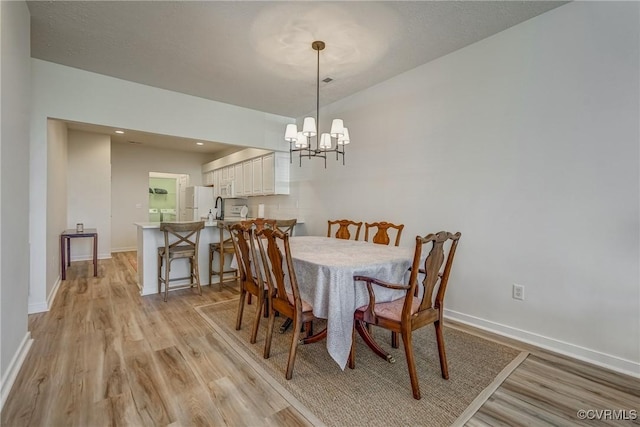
[[234, 163, 244, 196], [242, 160, 253, 196], [262, 153, 275, 194], [204, 151, 289, 198], [263, 151, 289, 195], [252, 157, 263, 195], [212, 169, 221, 198], [203, 171, 214, 186]]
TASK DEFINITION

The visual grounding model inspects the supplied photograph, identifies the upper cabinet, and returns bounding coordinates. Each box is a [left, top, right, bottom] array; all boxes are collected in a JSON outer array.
[[234, 163, 244, 196], [203, 151, 289, 197], [252, 157, 263, 195]]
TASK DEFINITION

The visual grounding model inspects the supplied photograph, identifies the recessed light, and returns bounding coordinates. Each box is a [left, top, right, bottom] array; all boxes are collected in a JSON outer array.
[[196, 142, 204, 146], [115, 130, 124, 134]]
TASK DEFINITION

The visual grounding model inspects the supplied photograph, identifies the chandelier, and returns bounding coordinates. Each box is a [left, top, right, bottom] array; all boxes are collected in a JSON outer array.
[[285, 41, 350, 168]]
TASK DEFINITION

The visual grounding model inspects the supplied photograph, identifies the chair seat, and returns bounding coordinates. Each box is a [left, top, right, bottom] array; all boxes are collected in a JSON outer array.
[[355, 297, 419, 322], [286, 292, 313, 313], [211, 240, 235, 253], [158, 244, 196, 258]]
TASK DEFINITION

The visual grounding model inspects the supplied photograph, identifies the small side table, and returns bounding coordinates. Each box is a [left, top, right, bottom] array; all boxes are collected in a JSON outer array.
[[60, 228, 98, 280]]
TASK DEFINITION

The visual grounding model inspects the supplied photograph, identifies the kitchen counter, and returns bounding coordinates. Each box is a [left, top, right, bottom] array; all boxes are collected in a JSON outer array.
[[134, 221, 225, 295], [133, 218, 304, 296]]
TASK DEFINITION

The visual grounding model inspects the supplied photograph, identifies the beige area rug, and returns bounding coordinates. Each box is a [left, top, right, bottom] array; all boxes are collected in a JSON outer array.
[[196, 300, 527, 427]]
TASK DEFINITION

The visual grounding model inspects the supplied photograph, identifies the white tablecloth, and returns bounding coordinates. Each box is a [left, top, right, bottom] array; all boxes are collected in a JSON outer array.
[[288, 236, 414, 369]]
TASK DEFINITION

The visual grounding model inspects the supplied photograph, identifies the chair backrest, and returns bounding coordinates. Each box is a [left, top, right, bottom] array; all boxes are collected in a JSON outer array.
[[229, 222, 263, 286], [241, 218, 277, 233], [159, 221, 204, 254], [364, 221, 405, 246], [275, 219, 297, 235], [405, 231, 461, 317], [255, 228, 303, 310], [327, 219, 363, 240]]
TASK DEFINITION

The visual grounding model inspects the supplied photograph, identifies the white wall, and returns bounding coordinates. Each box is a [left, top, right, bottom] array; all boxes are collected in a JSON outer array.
[[0, 0, 32, 409], [29, 60, 292, 312], [290, 2, 640, 375], [111, 142, 215, 251], [43, 119, 67, 312], [67, 130, 111, 259]]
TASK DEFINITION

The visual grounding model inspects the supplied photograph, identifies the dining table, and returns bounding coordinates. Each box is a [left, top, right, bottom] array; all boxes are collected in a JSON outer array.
[[285, 236, 416, 370]]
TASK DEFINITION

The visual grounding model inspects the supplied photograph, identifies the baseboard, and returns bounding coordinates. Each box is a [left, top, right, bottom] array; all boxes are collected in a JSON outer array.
[[69, 253, 112, 262], [444, 309, 640, 378], [28, 276, 63, 314], [111, 246, 136, 253], [28, 300, 48, 314], [0, 332, 33, 411], [46, 276, 62, 311]]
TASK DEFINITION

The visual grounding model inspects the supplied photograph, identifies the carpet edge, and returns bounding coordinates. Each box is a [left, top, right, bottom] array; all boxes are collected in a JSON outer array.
[[450, 350, 530, 427], [194, 300, 326, 427]]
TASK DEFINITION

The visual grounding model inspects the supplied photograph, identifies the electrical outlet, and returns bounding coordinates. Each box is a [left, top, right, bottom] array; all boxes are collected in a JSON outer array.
[[512, 284, 525, 301]]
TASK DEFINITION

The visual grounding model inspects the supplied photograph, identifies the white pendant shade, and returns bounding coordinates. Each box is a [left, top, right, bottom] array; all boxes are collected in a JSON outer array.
[[319, 133, 331, 150], [338, 127, 350, 145], [295, 132, 308, 148], [330, 119, 344, 137], [302, 117, 317, 137], [284, 124, 298, 142]]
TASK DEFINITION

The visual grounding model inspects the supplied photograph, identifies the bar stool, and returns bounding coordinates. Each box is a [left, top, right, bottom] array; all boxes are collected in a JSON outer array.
[[275, 219, 297, 235], [157, 221, 204, 302], [209, 221, 240, 289]]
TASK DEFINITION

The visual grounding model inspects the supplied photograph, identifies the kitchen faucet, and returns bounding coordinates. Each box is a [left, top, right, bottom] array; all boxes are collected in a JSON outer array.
[[214, 196, 223, 220]]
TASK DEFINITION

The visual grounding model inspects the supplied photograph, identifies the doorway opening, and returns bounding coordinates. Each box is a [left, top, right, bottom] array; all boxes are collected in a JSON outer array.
[[149, 172, 189, 222]]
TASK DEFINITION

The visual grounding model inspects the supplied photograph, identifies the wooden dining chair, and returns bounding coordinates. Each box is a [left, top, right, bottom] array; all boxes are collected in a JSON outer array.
[[275, 219, 297, 236], [157, 221, 205, 302], [229, 223, 267, 344], [256, 228, 318, 380], [348, 231, 462, 400], [364, 221, 405, 246], [327, 219, 363, 240]]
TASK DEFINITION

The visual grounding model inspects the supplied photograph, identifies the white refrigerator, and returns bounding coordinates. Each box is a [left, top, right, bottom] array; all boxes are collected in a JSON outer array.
[[185, 186, 215, 221]]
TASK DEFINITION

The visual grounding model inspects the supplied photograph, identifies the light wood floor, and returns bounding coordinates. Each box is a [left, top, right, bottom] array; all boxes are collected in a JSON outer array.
[[2, 252, 638, 426]]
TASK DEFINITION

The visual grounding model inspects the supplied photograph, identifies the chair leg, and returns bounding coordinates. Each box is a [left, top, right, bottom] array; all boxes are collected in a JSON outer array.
[[391, 331, 399, 348], [236, 288, 247, 330], [219, 250, 225, 290], [208, 247, 213, 286], [192, 256, 202, 296], [249, 294, 263, 344], [348, 325, 356, 369], [263, 306, 276, 359], [401, 329, 421, 400], [164, 258, 171, 302], [285, 316, 301, 380], [157, 253, 162, 294], [434, 320, 449, 379]]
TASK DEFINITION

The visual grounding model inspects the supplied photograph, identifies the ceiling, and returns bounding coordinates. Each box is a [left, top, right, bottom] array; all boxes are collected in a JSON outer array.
[[28, 1, 567, 153]]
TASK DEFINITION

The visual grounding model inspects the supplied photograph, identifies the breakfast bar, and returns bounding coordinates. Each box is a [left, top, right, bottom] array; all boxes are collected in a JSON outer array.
[[135, 221, 228, 295]]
